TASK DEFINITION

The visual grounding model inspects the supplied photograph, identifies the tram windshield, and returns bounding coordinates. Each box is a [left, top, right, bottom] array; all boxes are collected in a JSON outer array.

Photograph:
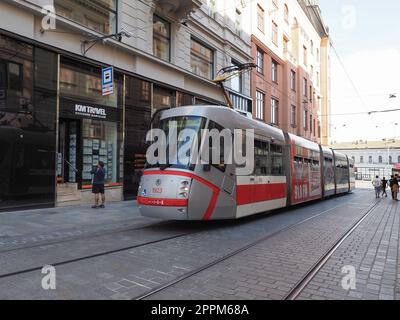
[[146, 116, 206, 170]]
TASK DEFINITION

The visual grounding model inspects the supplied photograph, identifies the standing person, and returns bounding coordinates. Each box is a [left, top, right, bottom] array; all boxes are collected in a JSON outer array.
[[372, 176, 382, 199], [91, 161, 106, 209], [393, 175, 400, 201], [381, 177, 388, 198], [389, 175, 395, 199]]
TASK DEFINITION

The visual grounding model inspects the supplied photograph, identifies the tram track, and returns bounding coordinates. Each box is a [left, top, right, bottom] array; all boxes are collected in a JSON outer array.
[[0, 192, 373, 296], [283, 199, 381, 300], [134, 196, 378, 300], [0, 219, 174, 254]]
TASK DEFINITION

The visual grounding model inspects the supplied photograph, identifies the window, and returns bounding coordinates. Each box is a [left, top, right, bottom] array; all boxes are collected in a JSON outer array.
[[257, 4, 265, 32], [310, 40, 314, 55], [310, 65, 314, 80], [389, 156, 393, 164], [291, 105, 296, 127], [235, 8, 242, 35], [284, 4, 289, 24], [207, 120, 227, 172], [271, 60, 278, 83], [313, 119, 316, 136], [272, 21, 278, 45], [360, 156, 364, 163], [271, 98, 279, 125], [310, 115, 313, 133], [256, 48, 264, 74], [290, 70, 296, 91], [256, 90, 264, 120], [303, 110, 308, 130], [54, 0, 117, 34], [369, 156, 373, 164], [254, 140, 269, 176], [270, 143, 284, 175], [303, 78, 308, 97], [153, 15, 170, 62], [82, 119, 122, 186], [191, 38, 214, 79], [317, 48, 320, 62], [398, 155, 400, 163], [316, 71, 320, 87], [283, 36, 289, 52], [379, 156, 383, 163], [0, 61, 23, 93], [303, 46, 308, 65], [231, 60, 242, 93], [352, 156, 355, 161], [310, 86, 313, 103], [208, 0, 217, 18]]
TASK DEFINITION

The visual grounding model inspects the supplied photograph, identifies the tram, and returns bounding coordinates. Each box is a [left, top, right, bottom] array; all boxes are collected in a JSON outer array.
[[138, 106, 355, 220]]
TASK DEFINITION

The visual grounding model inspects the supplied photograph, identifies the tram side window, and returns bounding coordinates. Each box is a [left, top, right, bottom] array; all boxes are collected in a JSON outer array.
[[270, 143, 283, 175], [294, 156, 303, 179], [207, 120, 227, 172], [254, 140, 269, 176]]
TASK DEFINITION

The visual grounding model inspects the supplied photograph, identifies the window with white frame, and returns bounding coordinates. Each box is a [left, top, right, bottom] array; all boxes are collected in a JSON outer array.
[[272, 21, 278, 45], [291, 70, 296, 91], [271, 98, 279, 125], [257, 4, 265, 33], [256, 48, 264, 74], [272, 60, 278, 83], [256, 90, 264, 120]]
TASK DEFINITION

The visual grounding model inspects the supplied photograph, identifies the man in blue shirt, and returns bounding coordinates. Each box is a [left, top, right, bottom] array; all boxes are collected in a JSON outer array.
[[91, 161, 106, 209]]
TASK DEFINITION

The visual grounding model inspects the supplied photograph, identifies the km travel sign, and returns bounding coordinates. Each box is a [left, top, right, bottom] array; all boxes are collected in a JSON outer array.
[[102, 66, 114, 96]]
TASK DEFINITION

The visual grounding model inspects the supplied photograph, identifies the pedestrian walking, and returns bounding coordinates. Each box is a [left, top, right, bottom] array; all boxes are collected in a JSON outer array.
[[393, 175, 400, 201], [381, 177, 388, 198], [389, 175, 395, 199], [91, 161, 106, 209], [372, 176, 382, 198]]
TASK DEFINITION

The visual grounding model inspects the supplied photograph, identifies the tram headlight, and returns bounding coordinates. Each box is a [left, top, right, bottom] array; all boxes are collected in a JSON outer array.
[[178, 179, 191, 198]]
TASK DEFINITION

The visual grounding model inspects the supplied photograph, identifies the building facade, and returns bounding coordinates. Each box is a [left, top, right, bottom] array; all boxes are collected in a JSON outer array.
[[332, 140, 400, 180], [249, 0, 330, 145], [0, 0, 253, 211]]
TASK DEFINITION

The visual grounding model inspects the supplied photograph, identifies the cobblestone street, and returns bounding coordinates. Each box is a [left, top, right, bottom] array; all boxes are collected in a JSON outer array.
[[0, 187, 398, 300]]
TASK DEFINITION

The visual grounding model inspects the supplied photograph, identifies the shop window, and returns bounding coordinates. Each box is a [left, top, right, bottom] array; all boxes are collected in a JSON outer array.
[[82, 119, 121, 185], [54, 0, 117, 34], [153, 15, 170, 62]]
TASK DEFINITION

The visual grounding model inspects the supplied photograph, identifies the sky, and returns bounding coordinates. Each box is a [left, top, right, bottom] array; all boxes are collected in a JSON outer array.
[[318, 1, 400, 143]]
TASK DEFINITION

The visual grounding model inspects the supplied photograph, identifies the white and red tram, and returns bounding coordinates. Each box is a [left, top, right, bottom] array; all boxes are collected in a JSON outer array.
[[138, 106, 355, 220]]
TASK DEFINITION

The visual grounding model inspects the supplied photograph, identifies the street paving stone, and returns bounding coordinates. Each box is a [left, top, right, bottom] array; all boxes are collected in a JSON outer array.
[[0, 189, 393, 300], [297, 196, 400, 300]]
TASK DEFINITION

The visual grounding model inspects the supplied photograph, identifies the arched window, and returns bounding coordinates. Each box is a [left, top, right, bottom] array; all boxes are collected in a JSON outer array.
[[379, 156, 383, 163], [293, 17, 298, 28], [284, 4, 289, 23]]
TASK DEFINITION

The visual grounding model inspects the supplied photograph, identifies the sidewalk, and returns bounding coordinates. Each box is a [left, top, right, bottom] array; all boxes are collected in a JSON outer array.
[[0, 200, 157, 249]]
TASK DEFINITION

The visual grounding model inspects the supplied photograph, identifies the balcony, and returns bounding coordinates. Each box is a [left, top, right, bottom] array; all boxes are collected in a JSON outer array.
[[153, 0, 202, 20]]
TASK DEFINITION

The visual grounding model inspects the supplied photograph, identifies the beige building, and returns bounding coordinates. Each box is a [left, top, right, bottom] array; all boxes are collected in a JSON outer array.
[[0, 0, 254, 210]]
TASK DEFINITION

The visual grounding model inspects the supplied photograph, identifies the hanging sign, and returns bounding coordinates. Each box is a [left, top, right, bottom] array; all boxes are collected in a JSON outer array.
[[102, 66, 114, 96]]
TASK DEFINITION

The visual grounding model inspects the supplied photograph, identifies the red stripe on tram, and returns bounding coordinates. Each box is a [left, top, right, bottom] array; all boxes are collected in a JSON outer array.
[[236, 183, 287, 206], [143, 170, 220, 220]]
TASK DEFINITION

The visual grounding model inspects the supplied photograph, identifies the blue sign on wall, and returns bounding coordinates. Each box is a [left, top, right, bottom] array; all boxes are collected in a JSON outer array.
[[102, 66, 114, 96]]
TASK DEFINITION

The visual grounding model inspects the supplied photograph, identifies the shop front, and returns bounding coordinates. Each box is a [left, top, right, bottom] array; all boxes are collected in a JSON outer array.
[[56, 57, 123, 206]]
